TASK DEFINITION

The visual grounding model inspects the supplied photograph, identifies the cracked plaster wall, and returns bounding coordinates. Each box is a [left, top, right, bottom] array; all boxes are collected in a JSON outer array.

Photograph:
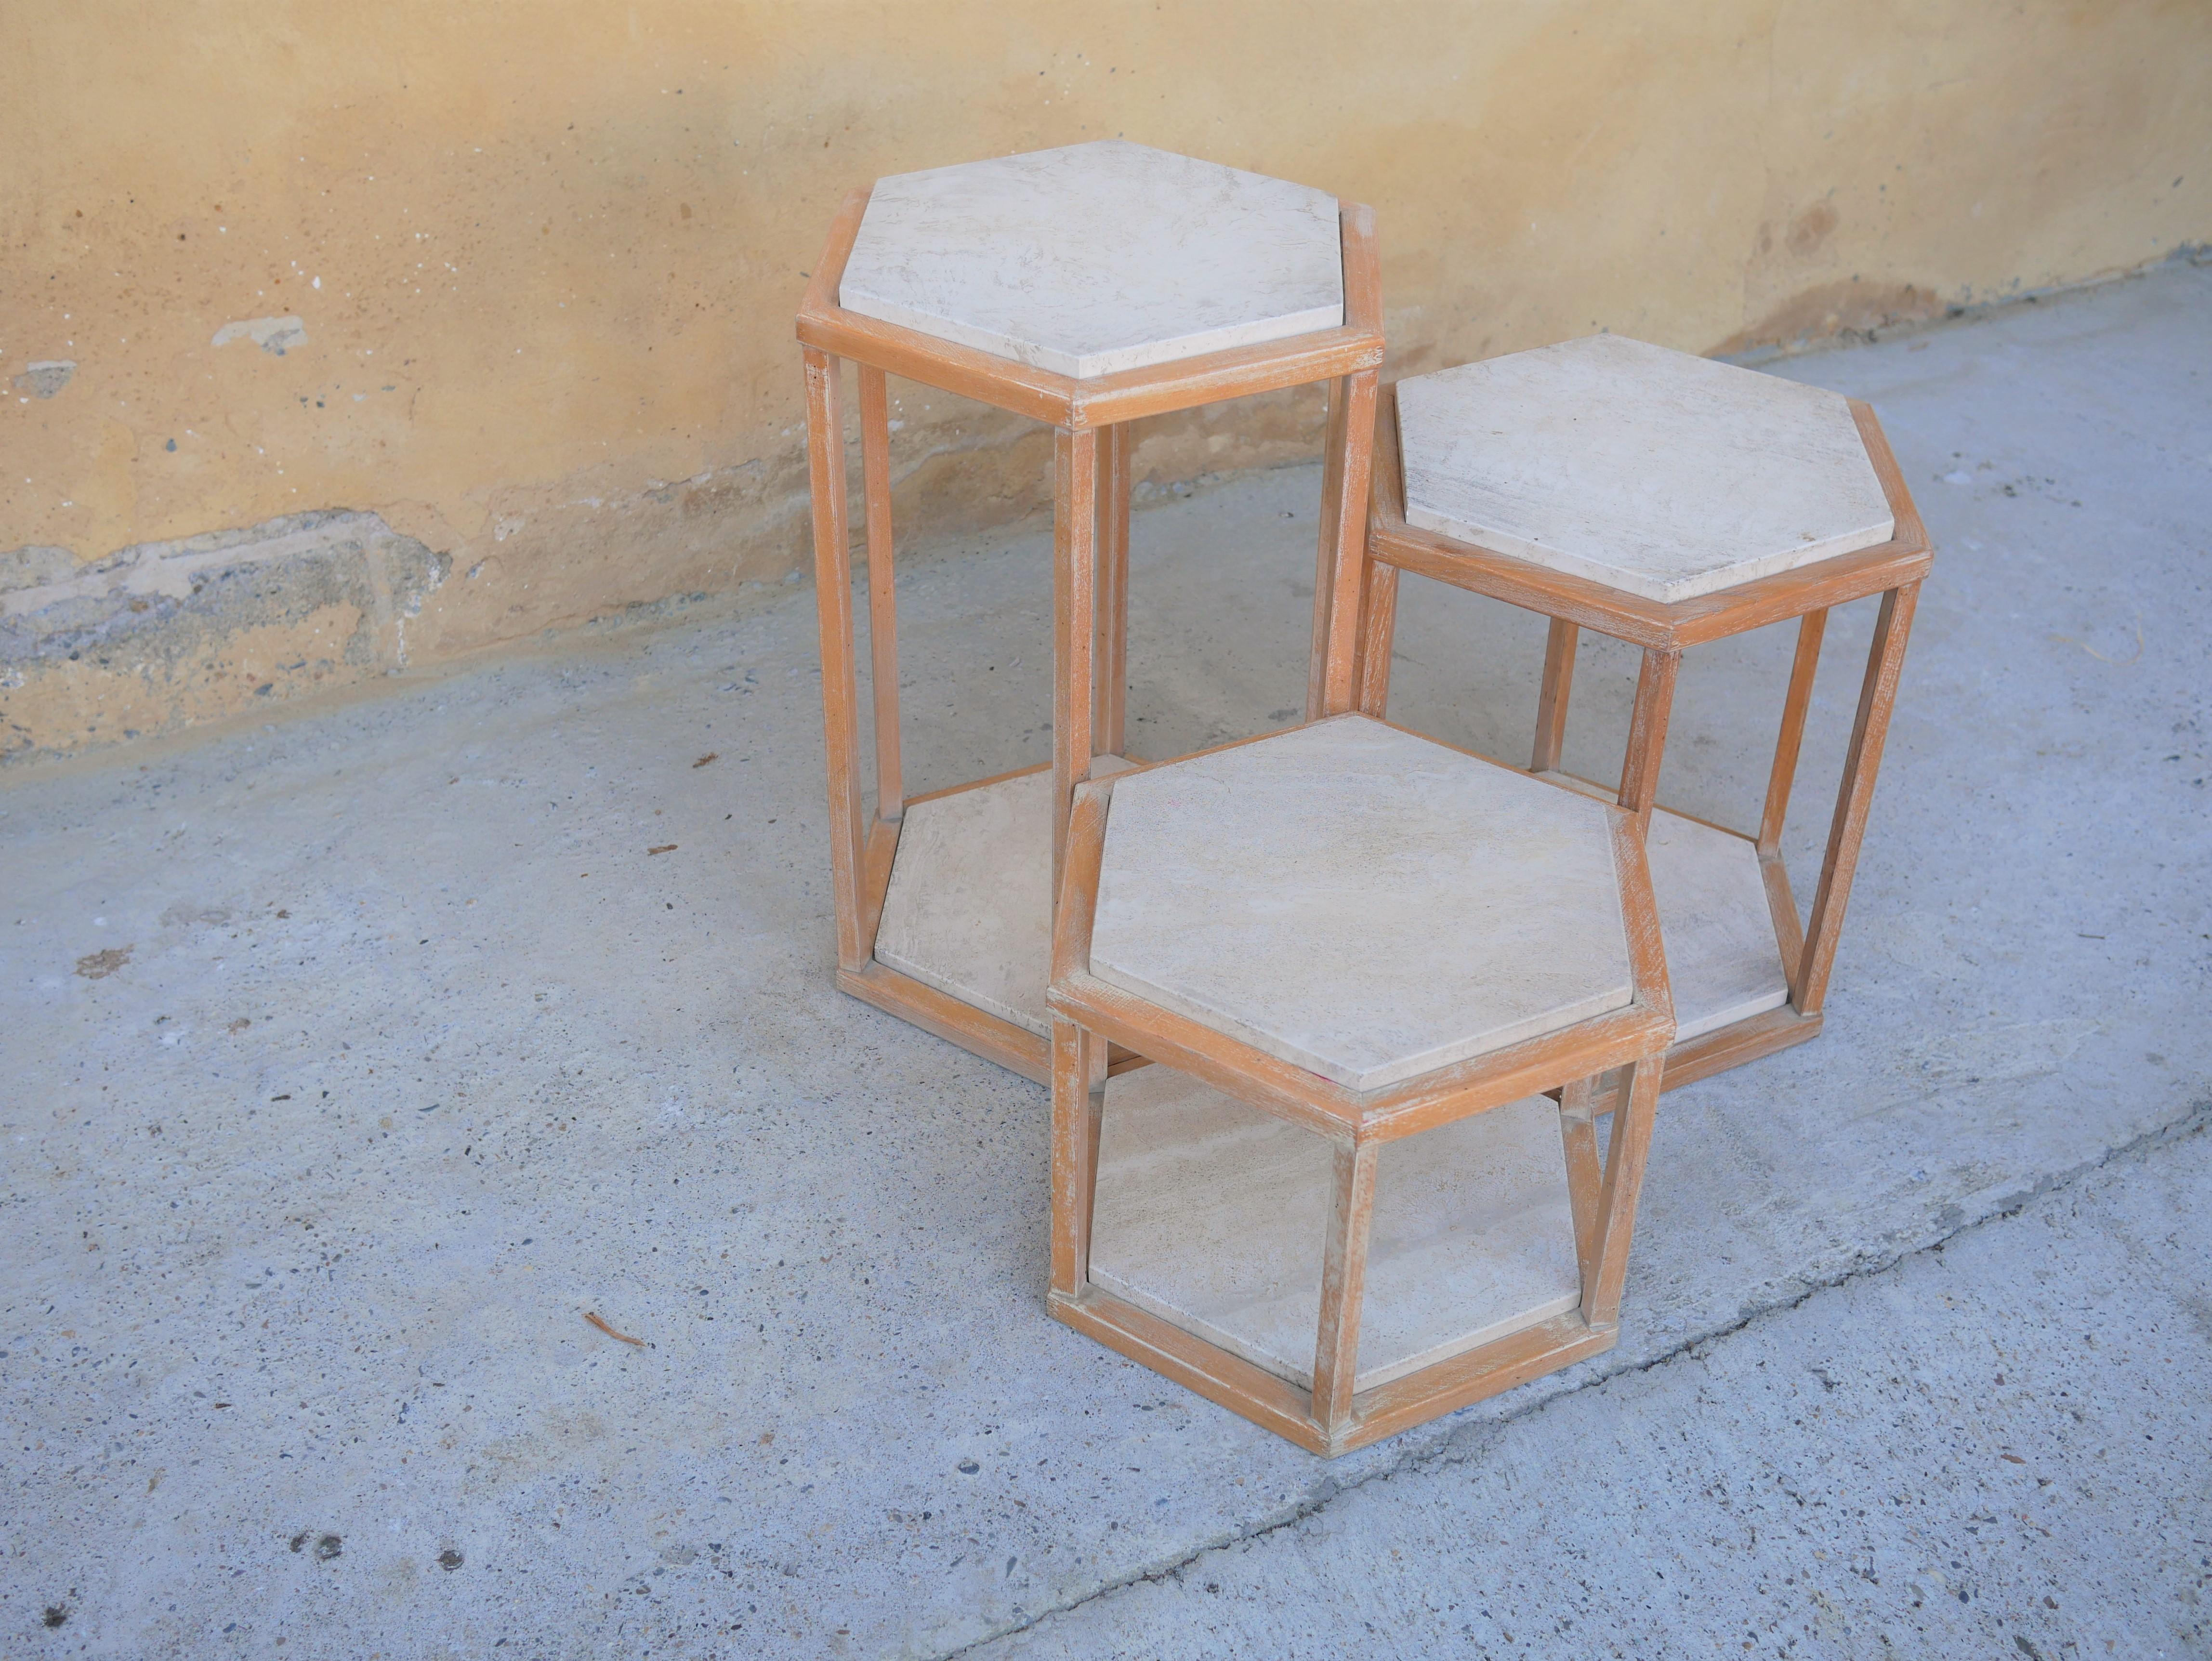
[[3, 0, 2207, 759]]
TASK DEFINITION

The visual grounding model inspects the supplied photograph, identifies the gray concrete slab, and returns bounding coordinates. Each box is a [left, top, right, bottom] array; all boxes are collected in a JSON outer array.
[[3, 259, 2208, 1658], [974, 1117, 2212, 1661]]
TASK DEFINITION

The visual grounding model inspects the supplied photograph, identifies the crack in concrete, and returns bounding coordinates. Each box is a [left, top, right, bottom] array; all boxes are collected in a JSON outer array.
[[935, 1096, 2212, 1659]]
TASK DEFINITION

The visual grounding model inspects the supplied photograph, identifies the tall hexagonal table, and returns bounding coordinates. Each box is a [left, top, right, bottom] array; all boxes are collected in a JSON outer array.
[[1359, 336, 1932, 1103], [797, 141, 1384, 1081], [1046, 716, 1675, 1456]]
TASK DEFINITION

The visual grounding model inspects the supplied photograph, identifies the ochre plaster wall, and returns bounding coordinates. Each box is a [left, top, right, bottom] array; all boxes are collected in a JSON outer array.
[[4, 1, 2208, 755]]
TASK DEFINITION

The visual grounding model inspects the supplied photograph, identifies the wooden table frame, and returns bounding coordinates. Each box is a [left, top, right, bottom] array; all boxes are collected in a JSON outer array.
[[796, 185, 1386, 1085], [1356, 387, 1931, 1106], [1045, 730, 1676, 1457]]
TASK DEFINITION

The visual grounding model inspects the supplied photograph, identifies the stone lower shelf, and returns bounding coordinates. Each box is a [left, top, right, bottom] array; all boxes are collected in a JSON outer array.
[[1641, 805, 1791, 1042], [872, 758, 1135, 1039], [1089, 1064, 1582, 1395], [1536, 775, 1791, 1043], [875, 760, 1791, 1053]]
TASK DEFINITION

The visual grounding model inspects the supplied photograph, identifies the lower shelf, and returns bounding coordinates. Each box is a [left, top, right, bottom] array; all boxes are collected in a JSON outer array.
[[1088, 1063, 1581, 1395], [872, 757, 1137, 1040], [1534, 773, 1791, 1044], [867, 760, 1792, 1081], [1642, 808, 1791, 1042], [873, 765, 1058, 1038]]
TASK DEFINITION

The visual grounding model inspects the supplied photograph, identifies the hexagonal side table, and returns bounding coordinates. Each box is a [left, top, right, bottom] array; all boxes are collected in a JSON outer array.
[[796, 141, 1385, 1082], [1045, 716, 1675, 1457], [1356, 339, 1932, 1102]]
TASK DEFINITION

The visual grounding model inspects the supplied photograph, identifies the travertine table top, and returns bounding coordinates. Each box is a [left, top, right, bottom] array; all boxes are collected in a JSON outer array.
[[1396, 334, 1894, 604], [1089, 716, 1634, 1092], [840, 140, 1343, 378]]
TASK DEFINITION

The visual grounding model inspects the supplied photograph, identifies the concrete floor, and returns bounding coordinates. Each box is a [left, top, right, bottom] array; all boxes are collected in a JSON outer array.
[[3, 261, 2208, 1660]]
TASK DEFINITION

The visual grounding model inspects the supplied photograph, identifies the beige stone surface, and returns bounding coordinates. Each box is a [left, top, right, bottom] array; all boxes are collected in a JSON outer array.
[[874, 767, 1056, 1037], [874, 756, 1138, 1034], [1643, 809, 1791, 1042], [1089, 1064, 1581, 1393], [841, 141, 1342, 378], [1090, 716, 1633, 1092], [1534, 773, 1792, 1043], [1397, 336, 1893, 604]]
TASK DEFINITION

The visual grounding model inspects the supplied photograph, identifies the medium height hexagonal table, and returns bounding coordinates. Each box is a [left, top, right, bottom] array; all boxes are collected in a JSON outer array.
[[797, 140, 1384, 1083], [1047, 717, 1675, 1456], [1357, 336, 1931, 1103]]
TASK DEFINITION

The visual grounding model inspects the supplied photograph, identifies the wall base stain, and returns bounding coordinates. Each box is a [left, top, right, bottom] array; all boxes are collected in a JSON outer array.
[[1, 511, 446, 762], [1712, 279, 1947, 359]]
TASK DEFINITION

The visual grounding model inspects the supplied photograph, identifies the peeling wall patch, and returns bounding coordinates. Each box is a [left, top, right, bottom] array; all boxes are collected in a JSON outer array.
[[211, 316, 308, 356], [1, 546, 81, 594], [13, 360, 76, 398]]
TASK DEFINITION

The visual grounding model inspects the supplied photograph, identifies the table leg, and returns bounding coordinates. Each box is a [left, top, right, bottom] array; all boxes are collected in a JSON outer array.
[[1558, 1075, 1603, 1284], [1617, 646, 1682, 831], [1758, 610, 1827, 857], [803, 348, 867, 973], [1752, 609, 1828, 985], [1354, 560, 1399, 718], [1050, 1015, 1108, 1300], [1311, 1136, 1380, 1434], [1795, 581, 1922, 1015], [1053, 427, 1101, 903], [858, 366, 903, 822], [1095, 422, 1132, 758], [1584, 1054, 1662, 1326], [1532, 619, 1579, 773], [1308, 369, 1380, 720]]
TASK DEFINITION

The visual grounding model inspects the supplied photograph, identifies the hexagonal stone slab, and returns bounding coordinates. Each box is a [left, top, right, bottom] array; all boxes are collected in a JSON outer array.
[[1089, 716, 1634, 1092], [1089, 1064, 1580, 1393], [1396, 334, 1893, 604], [839, 140, 1343, 378]]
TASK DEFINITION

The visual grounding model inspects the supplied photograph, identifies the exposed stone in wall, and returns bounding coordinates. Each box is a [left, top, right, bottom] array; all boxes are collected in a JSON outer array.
[[0, 382, 1329, 759], [1, 513, 446, 760]]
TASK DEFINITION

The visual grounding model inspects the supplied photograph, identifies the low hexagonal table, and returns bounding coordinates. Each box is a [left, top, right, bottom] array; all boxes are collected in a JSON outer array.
[[797, 141, 1385, 1081], [1046, 716, 1675, 1456], [1359, 336, 1932, 1102]]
